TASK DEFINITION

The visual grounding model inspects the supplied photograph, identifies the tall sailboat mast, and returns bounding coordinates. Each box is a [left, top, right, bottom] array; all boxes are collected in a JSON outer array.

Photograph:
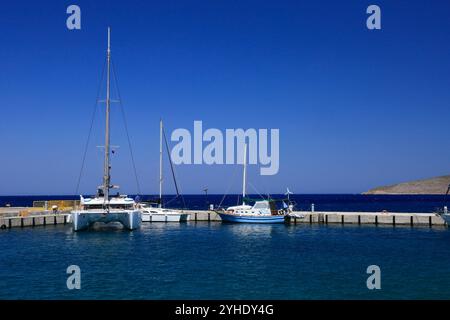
[[242, 143, 247, 205], [159, 119, 163, 208], [103, 27, 112, 202]]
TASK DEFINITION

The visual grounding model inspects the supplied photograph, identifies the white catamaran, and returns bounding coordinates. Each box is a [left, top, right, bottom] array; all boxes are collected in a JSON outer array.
[[71, 28, 141, 231], [141, 120, 189, 222]]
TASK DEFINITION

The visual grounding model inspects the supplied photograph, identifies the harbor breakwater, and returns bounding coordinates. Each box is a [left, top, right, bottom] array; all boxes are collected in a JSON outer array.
[[0, 209, 446, 229]]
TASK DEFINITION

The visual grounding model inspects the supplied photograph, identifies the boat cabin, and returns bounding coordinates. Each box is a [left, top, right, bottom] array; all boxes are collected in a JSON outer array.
[[227, 200, 279, 215], [80, 195, 135, 210]]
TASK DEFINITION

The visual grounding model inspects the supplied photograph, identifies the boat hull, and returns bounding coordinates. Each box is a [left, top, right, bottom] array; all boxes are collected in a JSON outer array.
[[71, 210, 141, 231], [218, 212, 285, 224], [284, 212, 306, 223], [142, 212, 190, 222]]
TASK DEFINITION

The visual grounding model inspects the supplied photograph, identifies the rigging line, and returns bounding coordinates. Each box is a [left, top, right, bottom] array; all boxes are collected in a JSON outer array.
[[164, 195, 180, 207], [248, 181, 266, 200], [75, 58, 107, 195], [162, 126, 187, 209], [162, 127, 179, 196], [111, 58, 142, 195], [218, 164, 241, 208]]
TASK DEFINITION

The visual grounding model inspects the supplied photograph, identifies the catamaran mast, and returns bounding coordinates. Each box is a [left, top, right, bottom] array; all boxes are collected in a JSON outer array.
[[242, 143, 247, 205], [103, 27, 112, 202], [159, 119, 163, 208]]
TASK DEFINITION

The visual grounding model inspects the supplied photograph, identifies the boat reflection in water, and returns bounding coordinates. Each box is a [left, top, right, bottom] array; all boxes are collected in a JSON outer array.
[[219, 223, 281, 239]]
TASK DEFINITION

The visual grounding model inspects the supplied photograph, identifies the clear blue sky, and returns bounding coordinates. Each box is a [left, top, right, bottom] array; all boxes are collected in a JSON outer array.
[[1, 0, 450, 195]]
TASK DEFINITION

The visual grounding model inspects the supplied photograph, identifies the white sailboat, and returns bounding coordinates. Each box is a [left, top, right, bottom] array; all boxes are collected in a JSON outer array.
[[141, 120, 189, 222], [71, 28, 141, 231], [216, 143, 286, 223]]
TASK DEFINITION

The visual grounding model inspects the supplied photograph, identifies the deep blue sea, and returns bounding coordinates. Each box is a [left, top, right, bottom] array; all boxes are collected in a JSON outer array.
[[1, 195, 450, 299], [1, 194, 449, 213]]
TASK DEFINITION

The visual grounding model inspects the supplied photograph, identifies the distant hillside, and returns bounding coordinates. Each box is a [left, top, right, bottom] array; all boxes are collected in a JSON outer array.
[[364, 175, 450, 195]]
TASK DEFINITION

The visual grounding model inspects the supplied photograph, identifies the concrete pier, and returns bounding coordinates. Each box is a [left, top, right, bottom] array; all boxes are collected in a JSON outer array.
[[184, 210, 221, 222], [171, 210, 446, 226], [286, 211, 446, 226], [0, 208, 446, 229], [0, 213, 70, 229]]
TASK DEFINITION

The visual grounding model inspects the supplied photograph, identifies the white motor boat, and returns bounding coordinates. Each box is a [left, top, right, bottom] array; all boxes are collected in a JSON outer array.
[[440, 205, 450, 226]]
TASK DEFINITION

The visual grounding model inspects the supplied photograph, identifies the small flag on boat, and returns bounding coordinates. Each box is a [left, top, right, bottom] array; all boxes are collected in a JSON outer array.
[[282, 201, 288, 209]]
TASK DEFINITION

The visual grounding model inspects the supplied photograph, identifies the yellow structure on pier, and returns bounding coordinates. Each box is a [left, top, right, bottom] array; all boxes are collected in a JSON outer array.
[[33, 200, 80, 211]]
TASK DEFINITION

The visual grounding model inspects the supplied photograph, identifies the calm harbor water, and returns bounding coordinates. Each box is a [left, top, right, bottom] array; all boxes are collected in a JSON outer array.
[[1, 194, 450, 299], [1, 222, 450, 299]]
